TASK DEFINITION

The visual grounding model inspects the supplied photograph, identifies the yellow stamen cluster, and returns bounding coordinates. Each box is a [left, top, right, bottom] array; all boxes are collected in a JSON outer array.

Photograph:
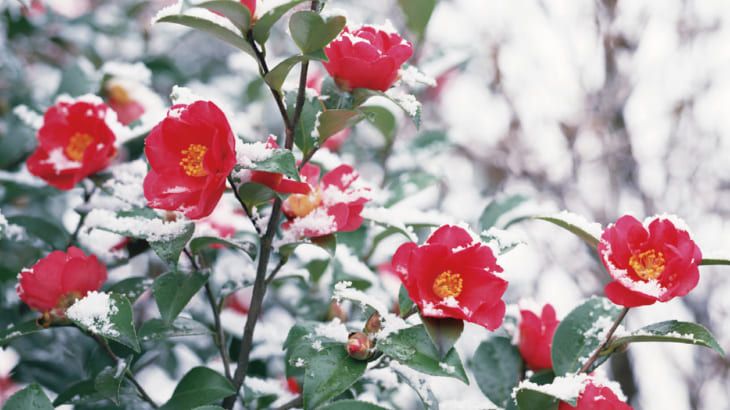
[[286, 190, 322, 217], [433, 270, 464, 299], [180, 144, 208, 177], [629, 249, 666, 281], [65, 132, 93, 161]]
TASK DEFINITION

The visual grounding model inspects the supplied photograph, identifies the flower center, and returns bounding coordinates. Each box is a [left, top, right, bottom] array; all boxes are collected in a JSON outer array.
[[57, 291, 82, 311], [286, 190, 322, 218], [433, 270, 463, 299], [107, 83, 132, 104], [180, 144, 208, 177], [629, 249, 665, 281], [65, 132, 93, 161]]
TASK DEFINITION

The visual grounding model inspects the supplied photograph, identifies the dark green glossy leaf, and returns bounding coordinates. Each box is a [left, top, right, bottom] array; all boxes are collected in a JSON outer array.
[[139, 317, 212, 342], [4, 383, 54, 410], [551, 297, 622, 376], [197, 0, 251, 32], [398, 0, 436, 39], [289, 11, 345, 53], [303, 344, 367, 409], [0, 319, 46, 345], [155, 11, 255, 56], [7, 215, 69, 250], [248, 148, 301, 180], [237, 182, 276, 209], [420, 316, 463, 359], [360, 105, 397, 143], [190, 236, 257, 260], [471, 336, 522, 409], [479, 195, 528, 231], [252, 0, 309, 44], [398, 285, 415, 318], [94, 357, 130, 405], [153, 271, 209, 324], [161, 367, 235, 410], [514, 388, 559, 410], [378, 325, 468, 383], [286, 91, 323, 157], [317, 109, 364, 143], [106, 277, 153, 303]]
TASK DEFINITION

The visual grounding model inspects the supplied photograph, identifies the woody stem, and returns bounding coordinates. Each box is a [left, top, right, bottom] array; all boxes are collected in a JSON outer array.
[[578, 307, 630, 373]]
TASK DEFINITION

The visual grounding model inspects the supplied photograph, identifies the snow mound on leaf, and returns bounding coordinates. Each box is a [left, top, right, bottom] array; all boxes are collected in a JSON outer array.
[[67, 291, 119, 336], [85, 209, 190, 242], [514, 372, 627, 403]]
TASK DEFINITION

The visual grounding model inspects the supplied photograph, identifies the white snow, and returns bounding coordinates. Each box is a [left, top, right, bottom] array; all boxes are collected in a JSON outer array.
[[313, 318, 349, 343], [237, 141, 275, 168], [66, 291, 119, 336], [13, 105, 44, 130], [545, 210, 603, 240], [85, 209, 190, 242], [0, 347, 19, 376]]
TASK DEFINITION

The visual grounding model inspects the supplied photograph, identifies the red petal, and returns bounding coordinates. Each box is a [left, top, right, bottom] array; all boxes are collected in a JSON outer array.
[[426, 225, 475, 249], [604, 281, 656, 307]]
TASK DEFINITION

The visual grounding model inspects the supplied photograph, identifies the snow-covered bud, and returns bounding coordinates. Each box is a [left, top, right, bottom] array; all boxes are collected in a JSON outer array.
[[346, 332, 372, 361]]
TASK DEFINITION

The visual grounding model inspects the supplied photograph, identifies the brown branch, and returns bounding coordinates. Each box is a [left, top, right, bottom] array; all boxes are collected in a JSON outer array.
[[578, 307, 630, 373]]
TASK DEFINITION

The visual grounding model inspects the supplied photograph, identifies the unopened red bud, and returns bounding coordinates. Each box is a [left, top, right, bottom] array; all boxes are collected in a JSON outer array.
[[364, 312, 382, 334], [346, 332, 372, 361], [326, 301, 347, 322]]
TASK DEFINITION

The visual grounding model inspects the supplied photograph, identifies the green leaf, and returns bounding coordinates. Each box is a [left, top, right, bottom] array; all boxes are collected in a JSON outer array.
[[280, 234, 337, 262], [320, 400, 389, 410], [248, 148, 301, 180], [94, 357, 130, 405], [384, 171, 439, 207], [69, 293, 141, 352], [420, 316, 463, 359], [197, 0, 251, 32], [389, 363, 438, 410], [699, 258, 730, 265], [360, 105, 397, 143], [265, 54, 324, 92], [317, 109, 364, 143], [155, 11, 255, 56], [190, 236, 257, 260], [353, 89, 421, 127], [398, 285, 415, 318], [252, 0, 309, 44], [605, 320, 725, 356], [378, 325, 469, 383], [534, 214, 600, 249], [149, 223, 196, 266], [139, 317, 212, 342], [193, 406, 226, 410], [551, 297, 622, 376], [289, 11, 345, 53], [471, 336, 522, 409], [106, 277, 153, 303], [479, 195, 528, 231], [0, 319, 46, 345], [53, 380, 100, 406], [398, 0, 437, 39], [161, 367, 236, 410], [153, 271, 209, 324], [237, 182, 277, 209], [514, 388, 559, 410], [7, 215, 69, 250], [3, 383, 54, 410], [303, 344, 368, 409], [286, 91, 323, 157]]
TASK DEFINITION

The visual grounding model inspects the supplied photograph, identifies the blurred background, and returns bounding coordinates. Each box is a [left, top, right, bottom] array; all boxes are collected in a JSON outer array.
[[1, 0, 729, 409]]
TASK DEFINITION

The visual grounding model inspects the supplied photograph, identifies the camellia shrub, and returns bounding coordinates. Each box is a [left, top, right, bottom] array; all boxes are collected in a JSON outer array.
[[1, 1, 728, 409]]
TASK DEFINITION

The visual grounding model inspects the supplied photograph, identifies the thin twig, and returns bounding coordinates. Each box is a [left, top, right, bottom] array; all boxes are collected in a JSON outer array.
[[227, 175, 262, 236], [92, 335, 158, 408], [578, 307, 630, 373], [264, 258, 287, 286], [67, 184, 97, 248], [247, 33, 292, 131], [183, 249, 233, 381]]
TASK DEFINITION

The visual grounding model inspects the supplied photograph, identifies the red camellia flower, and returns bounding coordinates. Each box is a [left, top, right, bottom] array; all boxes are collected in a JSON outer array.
[[323, 25, 414, 91], [16, 247, 108, 314], [247, 136, 311, 195], [27, 97, 118, 190], [558, 380, 633, 410], [281, 163, 369, 238], [597, 215, 702, 307], [392, 225, 508, 330], [519, 303, 559, 371], [144, 100, 236, 219]]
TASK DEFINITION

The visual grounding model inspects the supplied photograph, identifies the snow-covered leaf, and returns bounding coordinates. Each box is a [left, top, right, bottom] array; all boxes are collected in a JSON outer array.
[[139, 317, 212, 342], [0, 319, 47, 345], [604, 320, 724, 356], [551, 297, 622, 376], [67, 292, 140, 353], [106, 277, 153, 303]]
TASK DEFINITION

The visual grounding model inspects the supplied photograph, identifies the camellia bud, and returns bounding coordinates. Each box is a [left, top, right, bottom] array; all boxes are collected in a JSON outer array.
[[364, 312, 382, 334], [326, 301, 348, 322], [346, 332, 372, 361]]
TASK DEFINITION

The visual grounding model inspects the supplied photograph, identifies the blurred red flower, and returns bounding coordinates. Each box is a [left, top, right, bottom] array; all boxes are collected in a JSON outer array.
[[143, 101, 236, 219], [27, 98, 117, 190], [106, 81, 145, 125], [559, 380, 633, 410], [598, 215, 702, 307], [392, 225, 508, 330], [518, 303, 559, 371], [282, 163, 369, 238], [323, 25, 413, 91], [16, 247, 107, 314]]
